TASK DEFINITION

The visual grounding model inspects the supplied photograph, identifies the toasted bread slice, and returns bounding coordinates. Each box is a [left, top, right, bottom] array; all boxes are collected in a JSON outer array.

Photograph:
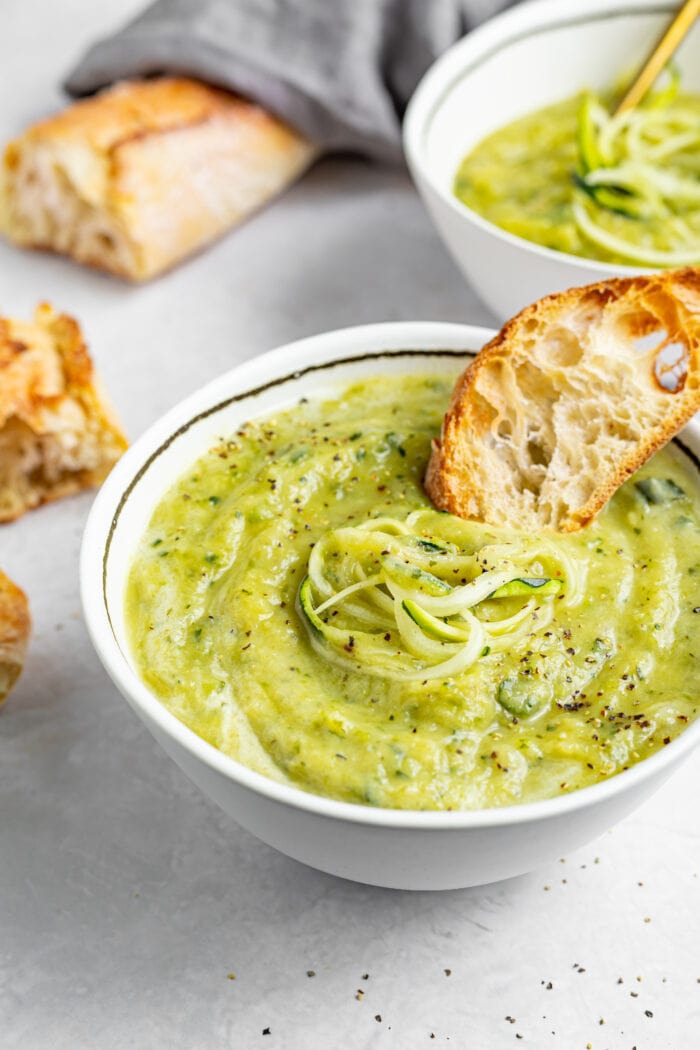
[[0, 303, 127, 522], [0, 570, 30, 704], [0, 78, 316, 280], [426, 268, 700, 532]]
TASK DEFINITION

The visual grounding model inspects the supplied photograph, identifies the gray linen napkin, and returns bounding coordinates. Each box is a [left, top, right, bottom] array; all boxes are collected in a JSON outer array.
[[65, 0, 515, 162]]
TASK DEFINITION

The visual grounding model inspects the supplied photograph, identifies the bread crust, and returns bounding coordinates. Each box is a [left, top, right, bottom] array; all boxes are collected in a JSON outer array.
[[1, 78, 316, 280], [0, 570, 30, 704], [0, 303, 128, 523], [426, 268, 700, 532]]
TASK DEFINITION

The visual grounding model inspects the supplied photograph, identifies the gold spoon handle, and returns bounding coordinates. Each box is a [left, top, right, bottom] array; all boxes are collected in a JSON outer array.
[[613, 0, 700, 115]]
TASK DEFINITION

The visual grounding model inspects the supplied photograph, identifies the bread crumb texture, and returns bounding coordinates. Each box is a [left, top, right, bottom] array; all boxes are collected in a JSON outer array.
[[0, 78, 315, 280], [426, 268, 700, 531], [0, 569, 30, 703], [0, 302, 127, 523]]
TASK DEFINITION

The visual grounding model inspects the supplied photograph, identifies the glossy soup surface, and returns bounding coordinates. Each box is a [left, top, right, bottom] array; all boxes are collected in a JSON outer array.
[[126, 374, 700, 810], [454, 94, 700, 265]]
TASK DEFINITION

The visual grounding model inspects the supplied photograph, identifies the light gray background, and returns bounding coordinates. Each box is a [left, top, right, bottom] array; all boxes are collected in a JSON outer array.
[[1, 2, 698, 1047]]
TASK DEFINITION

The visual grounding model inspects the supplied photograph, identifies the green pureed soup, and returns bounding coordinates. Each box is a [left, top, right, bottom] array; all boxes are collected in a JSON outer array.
[[126, 374, 700, 810], [454, 88, 700, 268]]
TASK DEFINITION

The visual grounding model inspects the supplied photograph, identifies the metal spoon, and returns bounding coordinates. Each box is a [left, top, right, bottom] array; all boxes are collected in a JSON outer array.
[[614, 0, 700, 115]]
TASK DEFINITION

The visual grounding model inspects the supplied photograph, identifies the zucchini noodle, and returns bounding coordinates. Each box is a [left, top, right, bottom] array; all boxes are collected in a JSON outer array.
[[298, 514, 583, 682], [574, 68, 700, 266]]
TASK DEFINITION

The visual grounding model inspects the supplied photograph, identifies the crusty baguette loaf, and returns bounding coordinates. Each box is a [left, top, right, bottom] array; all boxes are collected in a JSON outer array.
[[0, 570, 30, 704], [0, 303, 127, 522], [0, 78, 316, 280], [426, 268, 700, 532]]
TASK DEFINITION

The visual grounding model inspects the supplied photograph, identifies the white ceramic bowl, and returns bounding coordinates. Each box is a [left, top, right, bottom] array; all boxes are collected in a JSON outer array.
[[404, 0, 700, 321], [81, 322, 700, 890]]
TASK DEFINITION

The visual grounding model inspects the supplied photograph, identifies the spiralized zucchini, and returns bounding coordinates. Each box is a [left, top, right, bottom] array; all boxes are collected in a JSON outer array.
[[574, 68, 700, 266], [297, 511, 583, 682]]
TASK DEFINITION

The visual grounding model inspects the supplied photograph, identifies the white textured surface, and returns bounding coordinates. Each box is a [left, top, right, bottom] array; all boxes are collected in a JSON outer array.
[[1, 2, 699, 1047]]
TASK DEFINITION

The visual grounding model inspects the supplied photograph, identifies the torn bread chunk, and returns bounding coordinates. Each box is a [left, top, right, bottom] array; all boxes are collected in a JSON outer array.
[[426, 268, 700, 532], [0, 77, 316, 280], [0, 570, 30, 704], [0, 303, 127, 522]]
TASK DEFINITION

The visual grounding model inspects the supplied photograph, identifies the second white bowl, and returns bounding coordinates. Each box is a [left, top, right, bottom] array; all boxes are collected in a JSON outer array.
[[404, 0, 700, 320]]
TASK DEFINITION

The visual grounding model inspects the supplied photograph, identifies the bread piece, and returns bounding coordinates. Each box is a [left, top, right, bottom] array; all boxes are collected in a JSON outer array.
[[0, 78, 316, 280], [0, 570, 30, 704], [426, 268, 700, 532], [0, 303, 127, 522]]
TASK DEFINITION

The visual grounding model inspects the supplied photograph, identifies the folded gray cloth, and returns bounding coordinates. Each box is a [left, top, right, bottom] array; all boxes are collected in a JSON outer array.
[[65, 0, 515, 162]]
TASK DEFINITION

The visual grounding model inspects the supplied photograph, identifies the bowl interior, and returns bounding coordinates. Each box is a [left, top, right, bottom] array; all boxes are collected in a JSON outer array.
[[420, 1, 700, 198]]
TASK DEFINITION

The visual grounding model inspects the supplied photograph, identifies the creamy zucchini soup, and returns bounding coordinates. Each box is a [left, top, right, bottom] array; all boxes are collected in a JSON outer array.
[[454, 79, 700, 268], [126, 373, 700, 810]]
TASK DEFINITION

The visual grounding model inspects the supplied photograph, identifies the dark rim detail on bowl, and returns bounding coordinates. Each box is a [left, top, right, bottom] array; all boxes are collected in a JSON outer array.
[[423, 4, 677, 144]]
